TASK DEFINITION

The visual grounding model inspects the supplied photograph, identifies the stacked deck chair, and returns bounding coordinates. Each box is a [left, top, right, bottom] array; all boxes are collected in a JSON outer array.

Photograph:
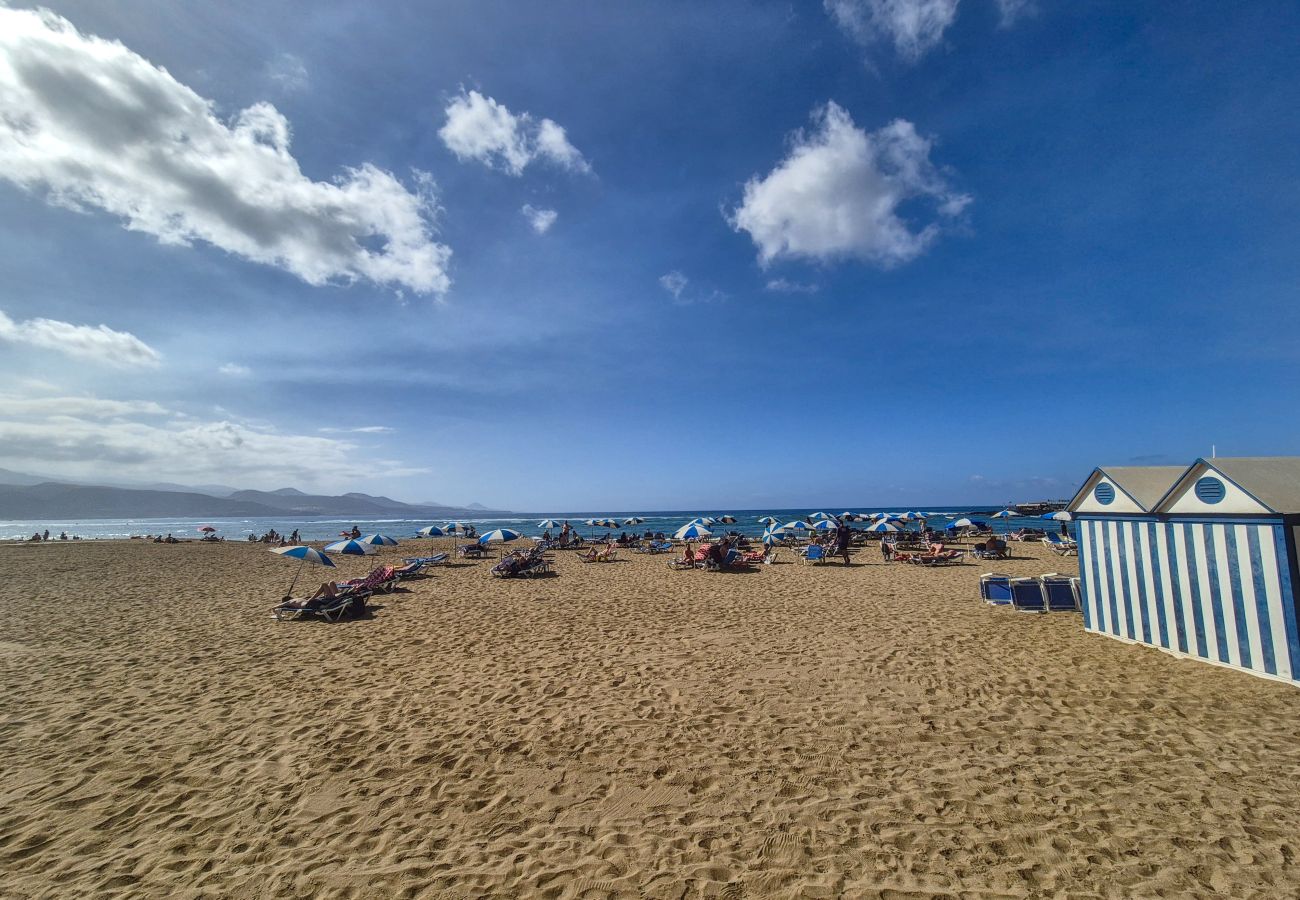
[[1009, 577, 1048, 612], [979, 573, 1013, 606], [1039, 573, 1079, 612]]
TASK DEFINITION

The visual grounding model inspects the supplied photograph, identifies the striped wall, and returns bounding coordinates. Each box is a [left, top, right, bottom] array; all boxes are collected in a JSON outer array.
[[1078, 517, 1300, 683]]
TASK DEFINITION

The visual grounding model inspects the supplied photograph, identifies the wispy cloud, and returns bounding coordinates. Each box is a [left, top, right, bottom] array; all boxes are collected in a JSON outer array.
[[659, 270, 689, 300], [266, 52, 308, 92], [521, 204, 559, 234], [729, 102, 969, 268], [0, 309, 161, 367], [0, 7, 451, 295], [765, 278, 820, 294], [994, 0, 1035, 27], [318, 425, 395, 434], [825, 0, 960, 60], [439, 90, 590, 176], [658, 270, 726, 306], [217, 363, 250, 377]]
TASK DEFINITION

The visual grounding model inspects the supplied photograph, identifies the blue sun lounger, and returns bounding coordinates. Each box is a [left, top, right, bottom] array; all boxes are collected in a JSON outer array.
[[979, 573, 1013, 606], [1009, 577, 1048, 612], [1039, 574, 1079, 612]]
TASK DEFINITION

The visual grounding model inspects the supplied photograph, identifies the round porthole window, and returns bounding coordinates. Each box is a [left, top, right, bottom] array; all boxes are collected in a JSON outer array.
[[1094, 482, 1116, 505], [1195, 476, 1226, 504]]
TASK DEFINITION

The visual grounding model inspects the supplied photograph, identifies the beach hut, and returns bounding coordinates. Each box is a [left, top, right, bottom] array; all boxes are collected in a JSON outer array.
[[1068, 457, 1300, 685]]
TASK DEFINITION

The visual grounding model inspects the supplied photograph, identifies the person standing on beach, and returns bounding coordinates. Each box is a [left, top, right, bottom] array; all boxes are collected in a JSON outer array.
[[834, 521, 852, 566]]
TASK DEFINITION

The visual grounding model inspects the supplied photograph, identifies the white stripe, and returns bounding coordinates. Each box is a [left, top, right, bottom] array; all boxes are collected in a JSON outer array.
[[1191, 525, 1221, 662], [1172, 525, 1199, 657], [1154, 524, 1179, 652], [1211, 524, 1241, 668], [1137, 524, 1164, 648], [1122, 521, 1144, 641], [1258, 529, 1292, 680], [1235, 525, 1264, 674], [1096, 520, 1114, 635], [1078, 524, 1095, 630], [1111, 520, 1132, 639]]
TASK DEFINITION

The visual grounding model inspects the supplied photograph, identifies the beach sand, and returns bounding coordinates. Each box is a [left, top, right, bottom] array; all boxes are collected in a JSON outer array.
[[3, 538, 1300, 898]]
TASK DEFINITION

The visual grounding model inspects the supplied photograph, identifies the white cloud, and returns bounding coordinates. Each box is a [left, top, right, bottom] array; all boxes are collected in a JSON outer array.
[[0, 393, 425, 488], [439, 90, 590, 176], [659, 270, 688, 300], [994, 0, 1034, 27], [318, 425, 395, 434], [0, 309, 161, 367], [217, 363, 250, 377], [266, 52, 308, 92], [728, 102, 970, 268], [765, 279, 820, 294], [0, 7, 451, 295], [825, 0, 960, 59], [521, 204, 558, 234]]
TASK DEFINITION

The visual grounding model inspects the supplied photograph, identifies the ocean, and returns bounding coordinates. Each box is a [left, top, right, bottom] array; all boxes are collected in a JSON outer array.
[[2, 506, 1069, 542]]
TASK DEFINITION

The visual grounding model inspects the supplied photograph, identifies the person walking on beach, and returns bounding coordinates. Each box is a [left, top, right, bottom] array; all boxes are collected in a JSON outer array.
[[834, 521, 852, 566]]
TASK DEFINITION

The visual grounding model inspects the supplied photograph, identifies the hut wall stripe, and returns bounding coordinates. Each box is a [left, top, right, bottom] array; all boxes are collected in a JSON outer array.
[[1138, 523, 1162, 647], [1224, 526, 1254, 668], [1152, 522, 1177, 650], [1191, 527, 1222, 662], [1236, 526, 1268, 674], [1210, 525, 1241, 667], [1111, 521, 1131, 639], [1161, 523, 1189, 653], [1122, 523, 1146, 643], [1091, 520, 1108, 633], [1267, 527, 1300, 676], [1078, 522, 1094, 630]]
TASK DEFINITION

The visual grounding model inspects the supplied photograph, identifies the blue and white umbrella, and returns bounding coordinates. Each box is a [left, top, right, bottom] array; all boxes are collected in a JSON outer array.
[[479, 528, 523, 545], [623, 517, 645, 526], [324, 539, 377, 556], [874, 513, 904, 522], [271, 545, 335, 598], [864, 521, 900, 533], [1041, 511, 1073, 521], [812, 519, 840, 531], [360, 533, 399, 546], [675, 522, 712, 540], [444, 522, 471, 535], [948, 518, 974, 529], [418, 525, 447, 537], [784, 520, 813, 531], [810, 512, 838, 521], [992, 509, 1017, 519], [538, 519, 561, 529], [762, 526, 789, 544], [757, 515, 779, 525]]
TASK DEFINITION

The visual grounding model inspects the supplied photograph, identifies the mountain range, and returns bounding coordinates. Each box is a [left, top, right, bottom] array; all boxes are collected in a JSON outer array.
[[0, 469, 506, 520]]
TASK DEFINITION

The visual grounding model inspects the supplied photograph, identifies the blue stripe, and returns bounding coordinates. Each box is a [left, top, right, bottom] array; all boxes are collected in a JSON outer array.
[[1164, 523, 1188, 652], [1181, 525, 1210, 659], [1272, 527, 1300, 677], [1222, 527, 1253, 670], [1103, 524, 1122, 636], [1114, 525, 1136, 640], [1146, 522, 1170, 648], [1246, 527, 1276, 675], [1131, 524, 1153, 644], [1202, 527, 1231, 663]]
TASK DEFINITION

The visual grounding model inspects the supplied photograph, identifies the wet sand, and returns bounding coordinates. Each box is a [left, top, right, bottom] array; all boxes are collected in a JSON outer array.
[[3, 537, 1299, 898]]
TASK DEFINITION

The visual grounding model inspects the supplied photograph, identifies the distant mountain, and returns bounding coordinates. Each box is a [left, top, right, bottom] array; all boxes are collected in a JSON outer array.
[[0, 468, 237, 497], [467, 502, 489, 510], [0, 480, 510, 520]]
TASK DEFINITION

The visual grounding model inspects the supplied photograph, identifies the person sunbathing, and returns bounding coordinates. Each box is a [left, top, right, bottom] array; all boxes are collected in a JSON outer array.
[[280, 581, 341, 606]]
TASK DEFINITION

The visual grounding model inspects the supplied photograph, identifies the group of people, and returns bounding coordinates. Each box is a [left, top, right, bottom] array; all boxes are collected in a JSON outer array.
[[27, 529, 77, 542], [246, 528, 300, 545]]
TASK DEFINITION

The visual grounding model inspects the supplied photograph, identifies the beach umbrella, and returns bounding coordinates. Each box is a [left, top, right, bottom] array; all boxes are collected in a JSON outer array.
[[783, 520, 813, 531], [324, 538, 377, 556], [810, 512, 838, 521], [537, 519, 561, 530], [992, 509, 1017, 519], [757, 515, 779, 525], [360, 533, 399, 546], [418, 525, 447, 537], [675, 522, 712, 540], [479, 528, 523, 545], [1041, 511, 1073, 521], [197, 524, 217, 533], [623, 517, 645, 526], [864, 521, 900, 533], [271, 544, 335, 598], [444, 522, 471, 535], [949, 518, 974, 529], [716, 515, 736, 524], [812, 519, 839, 531]]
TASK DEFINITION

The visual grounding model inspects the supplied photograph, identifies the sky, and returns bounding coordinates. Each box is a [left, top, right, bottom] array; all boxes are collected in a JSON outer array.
[[0, 0, 1298, 512]]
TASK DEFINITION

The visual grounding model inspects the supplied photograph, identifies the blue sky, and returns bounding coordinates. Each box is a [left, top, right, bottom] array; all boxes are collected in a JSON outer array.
[[1, 1, 1297, 511]]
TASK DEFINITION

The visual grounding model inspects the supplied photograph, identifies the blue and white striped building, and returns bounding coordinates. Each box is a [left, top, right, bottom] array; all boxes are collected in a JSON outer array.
[[1068, 457, 1300, 685]]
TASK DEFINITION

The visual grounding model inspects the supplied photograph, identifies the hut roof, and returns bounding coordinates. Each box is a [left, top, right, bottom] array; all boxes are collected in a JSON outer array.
[[1067, 465, 1185, 513], [1155, 457, 1300, 514]]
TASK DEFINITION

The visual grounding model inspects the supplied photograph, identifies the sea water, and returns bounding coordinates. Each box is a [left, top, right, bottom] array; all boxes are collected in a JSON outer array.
[[1, 506, 1069, 542]]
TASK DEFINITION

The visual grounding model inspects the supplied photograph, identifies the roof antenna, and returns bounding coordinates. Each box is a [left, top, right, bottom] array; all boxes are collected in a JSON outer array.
[[1211, 444, 1217, 459]]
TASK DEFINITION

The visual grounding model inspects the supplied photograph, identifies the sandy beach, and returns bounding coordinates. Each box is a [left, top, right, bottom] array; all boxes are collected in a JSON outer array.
[[4, 538, 1300, 898]]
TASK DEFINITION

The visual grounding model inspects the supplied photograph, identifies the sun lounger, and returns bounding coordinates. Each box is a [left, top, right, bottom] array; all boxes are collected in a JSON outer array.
[[403, 553, 449, 567], [1069, 576, 1082, 611], [337, 565, 398, 595], [1039, 574, 1078, 612], [1043, 534, 1078, 556], [979, 573, 1013, 606], [1009, 577, 1048, 612], [802, 545, 826, 564], [492, 552, 552, 578], [272, 587, 362, 622]]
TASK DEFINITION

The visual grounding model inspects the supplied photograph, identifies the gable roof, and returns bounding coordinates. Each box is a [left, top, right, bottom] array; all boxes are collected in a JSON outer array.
[[1067, 465, 1185, 513], [1155, 457, 1300, 514]]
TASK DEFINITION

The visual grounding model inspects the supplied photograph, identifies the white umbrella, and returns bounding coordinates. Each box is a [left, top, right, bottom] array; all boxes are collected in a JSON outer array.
[[757, 516, 779, 525], [537, 519, 561, 529], [1042, 511, 1073, 521], [950, 518, 974, 529]]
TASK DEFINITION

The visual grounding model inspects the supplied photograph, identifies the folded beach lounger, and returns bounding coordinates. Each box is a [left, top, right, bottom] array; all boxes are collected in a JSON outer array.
[[979, 573, 1013, 606], [1039, 574, 1078, 612], [1009, 577, 1048, 612]]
